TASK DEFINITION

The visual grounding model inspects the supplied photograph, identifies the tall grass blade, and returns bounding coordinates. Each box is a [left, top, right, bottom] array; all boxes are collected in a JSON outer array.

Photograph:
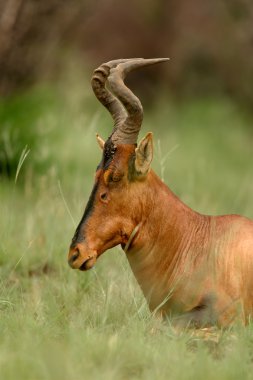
[[57, 180, 76, 227], [15, 145, 30, 184]]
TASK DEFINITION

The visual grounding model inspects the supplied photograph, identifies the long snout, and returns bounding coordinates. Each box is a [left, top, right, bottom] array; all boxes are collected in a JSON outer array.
[[68, 243, 97, 271]]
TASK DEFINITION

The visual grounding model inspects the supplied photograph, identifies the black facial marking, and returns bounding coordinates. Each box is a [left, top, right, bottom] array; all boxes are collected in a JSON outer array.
[[70, 138, 117, 248], [103, 139, 117, 169], [70, 181, 99, 247], [96, 160, 103, 171]]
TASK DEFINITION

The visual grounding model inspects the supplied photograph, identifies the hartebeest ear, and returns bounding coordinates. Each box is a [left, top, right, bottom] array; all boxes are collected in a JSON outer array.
[[96, 133, 105, 150], [134, 132, 153, 176]]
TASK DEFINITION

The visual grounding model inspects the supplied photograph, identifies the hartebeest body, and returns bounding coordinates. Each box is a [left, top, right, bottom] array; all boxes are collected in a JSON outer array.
[[68, 59, 253, 327]]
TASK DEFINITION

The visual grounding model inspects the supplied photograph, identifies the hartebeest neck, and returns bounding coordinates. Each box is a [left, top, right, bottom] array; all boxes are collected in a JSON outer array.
[[126, 170, 211, 311]]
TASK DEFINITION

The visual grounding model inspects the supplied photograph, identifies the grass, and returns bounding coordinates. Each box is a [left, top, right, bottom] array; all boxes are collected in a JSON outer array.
[[0, 82, 253, 379]]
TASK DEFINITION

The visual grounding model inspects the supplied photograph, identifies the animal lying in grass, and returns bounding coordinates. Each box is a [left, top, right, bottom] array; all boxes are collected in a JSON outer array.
[[68, 58, 253, 327]]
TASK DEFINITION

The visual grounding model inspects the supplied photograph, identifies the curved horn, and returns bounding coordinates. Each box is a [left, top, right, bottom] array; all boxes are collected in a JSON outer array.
[[108, 58, 169, 145], [91, 58, 170, 145]]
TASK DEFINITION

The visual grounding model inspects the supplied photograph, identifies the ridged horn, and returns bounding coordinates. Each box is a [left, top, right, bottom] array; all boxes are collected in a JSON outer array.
[[91, 58, 170, 145]]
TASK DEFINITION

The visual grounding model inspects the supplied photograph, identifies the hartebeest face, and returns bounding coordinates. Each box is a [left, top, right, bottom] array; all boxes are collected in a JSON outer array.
[[68, 133, 154, 271]]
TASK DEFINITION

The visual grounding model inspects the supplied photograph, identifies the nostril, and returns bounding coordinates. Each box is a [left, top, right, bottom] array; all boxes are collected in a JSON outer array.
[[69, 248, 80, 264]]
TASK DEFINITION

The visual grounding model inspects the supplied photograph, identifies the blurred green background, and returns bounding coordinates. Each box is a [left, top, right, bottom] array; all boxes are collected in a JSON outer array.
[[1, 0, 253, 177], [0, 1, 253, 379]]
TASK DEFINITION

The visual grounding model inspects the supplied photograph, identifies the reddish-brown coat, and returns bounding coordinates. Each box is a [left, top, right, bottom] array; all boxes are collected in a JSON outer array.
[[68, 144, 253, 327]]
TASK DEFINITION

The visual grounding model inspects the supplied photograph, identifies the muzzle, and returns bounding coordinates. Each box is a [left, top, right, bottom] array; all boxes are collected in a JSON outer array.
[[68, 243, 97, 271]]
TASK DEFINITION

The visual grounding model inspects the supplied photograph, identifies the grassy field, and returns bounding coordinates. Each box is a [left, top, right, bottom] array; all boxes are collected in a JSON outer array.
[[0, 82, 253, 379]]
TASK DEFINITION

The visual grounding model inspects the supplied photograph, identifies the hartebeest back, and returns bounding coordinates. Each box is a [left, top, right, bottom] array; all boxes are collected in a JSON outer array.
[[68, 58, 253, 327]]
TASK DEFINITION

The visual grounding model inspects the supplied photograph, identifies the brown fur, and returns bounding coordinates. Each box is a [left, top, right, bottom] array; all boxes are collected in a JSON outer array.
[[68, 141, 253, 327]]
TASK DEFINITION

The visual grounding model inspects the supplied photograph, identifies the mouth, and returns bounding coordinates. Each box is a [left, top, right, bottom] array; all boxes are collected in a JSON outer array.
[[79, 255, 97, 271]]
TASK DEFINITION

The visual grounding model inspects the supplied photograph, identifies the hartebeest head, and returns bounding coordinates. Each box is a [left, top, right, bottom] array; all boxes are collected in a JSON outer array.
[[68, 58, 169, 271]]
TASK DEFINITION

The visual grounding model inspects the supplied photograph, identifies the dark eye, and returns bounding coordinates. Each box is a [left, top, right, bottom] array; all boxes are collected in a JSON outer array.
[[111, 171, 124, 182], [100, 192, 108, 201], [112, 174, 122, 182]]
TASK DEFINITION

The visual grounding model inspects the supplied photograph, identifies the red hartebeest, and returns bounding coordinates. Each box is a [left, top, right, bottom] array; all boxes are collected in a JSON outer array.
[[68, 58, 253, 327]]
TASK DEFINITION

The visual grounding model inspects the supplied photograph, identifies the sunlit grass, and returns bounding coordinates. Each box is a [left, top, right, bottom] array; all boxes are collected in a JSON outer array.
[[0, 84, 253, 379]]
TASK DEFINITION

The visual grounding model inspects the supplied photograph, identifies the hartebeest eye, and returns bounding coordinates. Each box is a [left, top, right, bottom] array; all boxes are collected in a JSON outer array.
[[104, 170, 123, 184], [111, 173, 123, 182]]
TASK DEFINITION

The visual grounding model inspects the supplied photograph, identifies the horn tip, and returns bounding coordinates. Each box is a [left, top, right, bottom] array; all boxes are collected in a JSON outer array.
[[148, 57, 170, 63]]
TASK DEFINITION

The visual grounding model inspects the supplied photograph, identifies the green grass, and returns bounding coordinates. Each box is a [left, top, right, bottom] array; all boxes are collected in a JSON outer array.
[[0, 84, 253, 379]]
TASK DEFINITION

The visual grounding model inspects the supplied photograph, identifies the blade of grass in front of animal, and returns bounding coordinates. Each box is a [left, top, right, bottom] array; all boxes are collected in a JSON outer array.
[[15, 145, 30, 184], [124, 224, 140, 253]]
